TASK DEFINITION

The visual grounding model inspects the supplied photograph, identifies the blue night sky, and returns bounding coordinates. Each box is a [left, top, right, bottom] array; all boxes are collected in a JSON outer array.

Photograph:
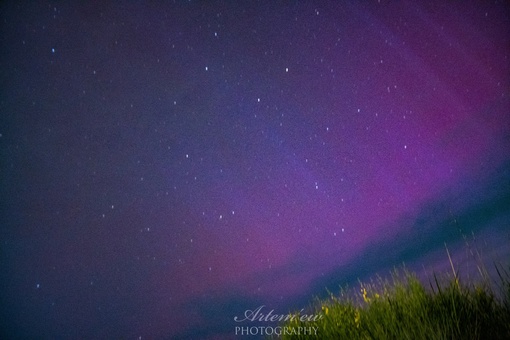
[[1, 1, 509, 339]]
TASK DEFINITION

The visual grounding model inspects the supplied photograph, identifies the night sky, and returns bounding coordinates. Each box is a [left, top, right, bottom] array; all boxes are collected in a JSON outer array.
[[1, 1, 510, 339]]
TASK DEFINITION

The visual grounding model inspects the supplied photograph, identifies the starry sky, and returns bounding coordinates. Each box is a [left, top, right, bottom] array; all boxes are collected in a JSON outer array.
[[1, 1, 510, 339]]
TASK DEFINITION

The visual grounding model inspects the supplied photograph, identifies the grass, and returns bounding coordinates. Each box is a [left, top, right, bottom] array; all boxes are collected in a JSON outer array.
[[276, 248, 510, 339]]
